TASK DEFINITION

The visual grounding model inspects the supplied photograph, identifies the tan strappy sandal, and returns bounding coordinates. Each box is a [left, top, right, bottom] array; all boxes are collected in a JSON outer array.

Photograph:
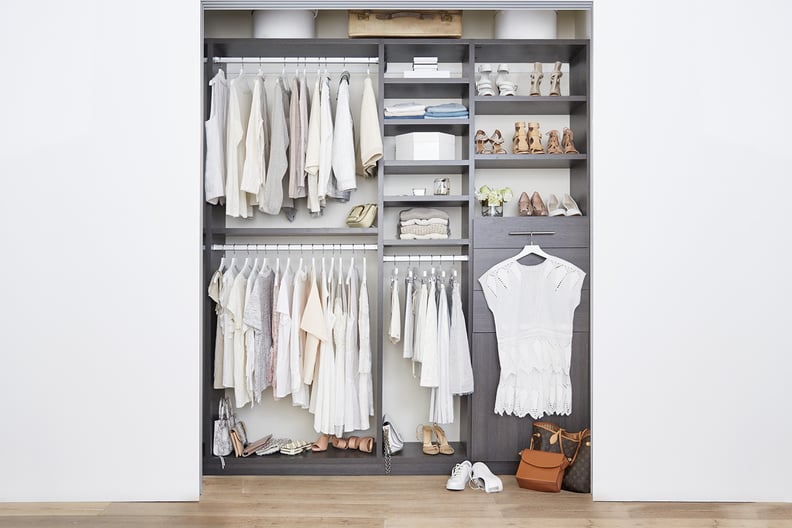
[[417, 425, 440, 455], [549, 61, 563, 96], [513, 122, 530, 154], [546, 129, 563, 154], [432, 424, 455, 455], [489, 129, 507, 154], [528, 122, 545, 154], [530, 62, 544, 96], [562, 127, 579, 154], [475, 129, 491, 154]]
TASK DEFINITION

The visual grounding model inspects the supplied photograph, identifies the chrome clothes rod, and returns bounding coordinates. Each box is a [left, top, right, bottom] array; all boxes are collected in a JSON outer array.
[[212, 243, 377, 251], [213, 57, 379, 64], [382, 255, 468, 262]]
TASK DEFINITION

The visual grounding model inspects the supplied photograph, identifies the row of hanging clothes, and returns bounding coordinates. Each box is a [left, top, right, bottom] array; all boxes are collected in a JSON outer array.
[[387, 265, 474, 425], [204, 58, 384, 220], [208, 249, 374, 436]]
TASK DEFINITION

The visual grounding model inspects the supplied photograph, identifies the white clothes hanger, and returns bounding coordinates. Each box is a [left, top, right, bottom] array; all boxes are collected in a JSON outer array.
[[217, 256, 226, 273], [362, 256, 367, 283], [346, 256, 355, 285], [337, 257, 343, 285], [513, 244, 552, 263], [258, 257, 268, 276], [228, 256, 237, 273], [298, 256, 304, 273]]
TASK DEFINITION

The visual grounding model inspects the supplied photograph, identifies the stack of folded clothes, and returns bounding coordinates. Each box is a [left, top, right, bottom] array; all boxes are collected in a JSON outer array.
[[384, 102, 426, 119], [399, 207, 450, 240], [424, 103, 469, 119]]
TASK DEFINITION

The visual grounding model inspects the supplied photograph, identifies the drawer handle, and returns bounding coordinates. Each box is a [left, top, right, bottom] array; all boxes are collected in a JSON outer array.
[[508, 231, 555, 236]]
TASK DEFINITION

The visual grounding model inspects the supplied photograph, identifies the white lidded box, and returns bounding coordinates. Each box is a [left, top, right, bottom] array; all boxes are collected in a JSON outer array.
[[395, 132, 455, 160]]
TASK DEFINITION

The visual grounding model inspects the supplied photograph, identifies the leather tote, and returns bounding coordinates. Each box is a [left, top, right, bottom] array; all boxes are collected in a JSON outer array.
[[531, 421, 592, 493], [346, 203, 377, 228], [515, 448, 570, 492]]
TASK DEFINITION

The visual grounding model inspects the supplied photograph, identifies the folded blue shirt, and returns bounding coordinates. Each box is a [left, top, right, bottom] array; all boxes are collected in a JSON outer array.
[[425, 103, 468, 113], [425, 111, 469, 118]]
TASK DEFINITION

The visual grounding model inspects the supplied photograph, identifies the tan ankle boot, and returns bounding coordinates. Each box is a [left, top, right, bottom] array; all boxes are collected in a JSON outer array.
[[549, 61, 562, 96], [546, 129, 562, 154], [513, 122, 529, 154], [562, 127, 579, 154], [528, 122, 545, 154]]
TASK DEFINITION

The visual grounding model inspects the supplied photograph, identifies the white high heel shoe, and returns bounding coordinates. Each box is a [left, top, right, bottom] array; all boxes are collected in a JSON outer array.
[[476, 64, 495, 96], [495, 63, 517, 96], [562, 193, 582, 216], [470, 462, 503, 493]]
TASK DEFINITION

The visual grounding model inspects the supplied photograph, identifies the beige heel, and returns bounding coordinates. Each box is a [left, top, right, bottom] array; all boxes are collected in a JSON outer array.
[[546, 129, 563, 154], [432, 424, 455, 455], [528, 122, 545, 154], [549, 61, 562, 96], [562, 127, 579, 154], [512, 122, 530, 154], [417, 425, 440, 455], [530, 62, 543, 96]]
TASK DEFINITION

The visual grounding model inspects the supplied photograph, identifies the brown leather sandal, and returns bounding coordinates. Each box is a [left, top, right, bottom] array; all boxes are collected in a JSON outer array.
[[331, 435, 348, 450], [311, 433, 330, 452], [489, 130, 507, 154], [546, 129, 563, 154], [528, 122, 545, 154], [358, 436, 375, 453], [562, 127, 579, 154], [512, 122, 529, 154]]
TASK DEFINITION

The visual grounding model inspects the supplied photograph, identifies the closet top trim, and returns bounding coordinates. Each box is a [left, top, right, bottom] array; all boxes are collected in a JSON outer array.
[[202, 1, 592, 10]]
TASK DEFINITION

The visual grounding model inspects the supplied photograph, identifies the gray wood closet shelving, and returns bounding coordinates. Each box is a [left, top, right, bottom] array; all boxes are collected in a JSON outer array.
[[202, 37, 590, 476]]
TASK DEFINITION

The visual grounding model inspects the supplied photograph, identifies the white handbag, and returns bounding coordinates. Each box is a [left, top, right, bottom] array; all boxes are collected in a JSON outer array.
[[212, 396, 233, 459], [382, 414, 404, 454]]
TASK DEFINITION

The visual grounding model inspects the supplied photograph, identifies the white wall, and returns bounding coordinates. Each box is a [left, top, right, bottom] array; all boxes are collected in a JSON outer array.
[[592, 0, 792, 501], [0, 0, 201, 501]]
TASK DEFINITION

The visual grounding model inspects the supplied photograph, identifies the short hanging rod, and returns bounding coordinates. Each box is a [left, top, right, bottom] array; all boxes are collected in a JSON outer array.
[[382, 255, 468, 263], [211, 243, 377, 252], [213, 56, 378, 65]]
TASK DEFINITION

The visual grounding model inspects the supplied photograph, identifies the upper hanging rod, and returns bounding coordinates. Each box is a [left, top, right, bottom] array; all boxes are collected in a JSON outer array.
[[213, 56, 379, 65], [383, 255, 468, 262], [211, 243, 377, 252]]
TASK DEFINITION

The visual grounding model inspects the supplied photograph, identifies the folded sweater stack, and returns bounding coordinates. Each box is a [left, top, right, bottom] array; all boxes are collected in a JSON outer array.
[[398, 207, 450, 239], [384, 102, 426, 119], [424, 103, 468, 119]]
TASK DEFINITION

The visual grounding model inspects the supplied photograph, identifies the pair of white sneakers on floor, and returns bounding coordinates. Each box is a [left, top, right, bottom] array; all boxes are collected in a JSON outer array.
[[446, 460, 503, 493]]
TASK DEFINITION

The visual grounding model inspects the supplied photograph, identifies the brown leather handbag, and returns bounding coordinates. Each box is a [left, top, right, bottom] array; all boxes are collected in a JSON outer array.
[[531, 421, 592, 493], [516, 448, 570, 492]]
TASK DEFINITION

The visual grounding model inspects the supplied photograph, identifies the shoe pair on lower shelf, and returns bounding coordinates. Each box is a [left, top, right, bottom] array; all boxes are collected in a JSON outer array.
[[446, 460, 503, 493], [417, 423, 455, 455], [519, 192, 582, 217], [311, 433, 375, 453]]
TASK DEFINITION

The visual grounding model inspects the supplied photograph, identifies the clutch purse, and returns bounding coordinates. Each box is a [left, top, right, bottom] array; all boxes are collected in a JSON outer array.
[[346, 203, 377, 228]]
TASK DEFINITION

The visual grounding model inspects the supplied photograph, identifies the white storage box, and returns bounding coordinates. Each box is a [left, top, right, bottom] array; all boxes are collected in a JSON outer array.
[[252, 10, 316, 38], [395, 132, 455, 160], [495, 10, 557, 39]]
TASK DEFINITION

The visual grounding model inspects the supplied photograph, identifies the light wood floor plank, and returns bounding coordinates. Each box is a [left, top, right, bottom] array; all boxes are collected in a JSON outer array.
[[0, 476, 789, 527]]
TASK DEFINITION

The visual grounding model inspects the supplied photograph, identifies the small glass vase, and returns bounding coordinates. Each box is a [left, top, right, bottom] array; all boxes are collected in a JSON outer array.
[[481, 202, 503, 217]]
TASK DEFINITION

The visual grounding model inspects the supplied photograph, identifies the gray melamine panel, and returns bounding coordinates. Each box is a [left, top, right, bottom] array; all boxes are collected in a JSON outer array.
[[472, 247, 590, 290], [470, 332, 589, 462], [473, 217, 589, 249], [472, 289, 590, 333]]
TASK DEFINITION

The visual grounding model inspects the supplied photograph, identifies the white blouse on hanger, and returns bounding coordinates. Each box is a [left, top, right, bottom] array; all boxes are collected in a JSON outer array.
[[449, 278, 474, 395], [208, 268, 225, 389], [205, 70, 227, 205], [227, 260, 252, 407], [273, 264, 294, 399], [290, 264, 310, 409], [359, 75, 383, 178], [260, 78, 290, 215], [388, 276, 401, 345], [240, 75, 268, 206], [430, 279, 453, 424], [225, 75, 253, 218], [357, 263, 373, 429], [304, 78, 322, 215], [332, 72, 356, 192], [419, 278, 440, 389], [402, 275, 414, 359], [343, 263, 361, 432]]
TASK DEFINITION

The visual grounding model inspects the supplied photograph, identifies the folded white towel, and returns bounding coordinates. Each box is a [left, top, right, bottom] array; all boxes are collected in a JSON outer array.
[[400, 218, 449, 227], [399, 233, 449, 240]]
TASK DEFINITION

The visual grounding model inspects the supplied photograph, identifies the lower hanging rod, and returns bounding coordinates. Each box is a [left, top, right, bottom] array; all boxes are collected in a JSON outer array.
[[383, 255, 468, 262], [211, 243, 377, 252], [213, 56, 379, 65]]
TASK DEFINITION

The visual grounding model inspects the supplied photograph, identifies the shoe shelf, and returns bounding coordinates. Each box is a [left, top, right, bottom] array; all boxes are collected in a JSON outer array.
[[383, 238, 470, 247], [383, 160, 470, 174], [384, 78, 469, 99], [383, 195, 470, 207], [474, 153, 587, 169], [473, 95, 587, 115]]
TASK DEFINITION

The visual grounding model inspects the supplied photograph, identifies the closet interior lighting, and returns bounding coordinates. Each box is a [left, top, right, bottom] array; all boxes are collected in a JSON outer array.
[[210, 243, 378, 252], [212, 56, 379, 64]]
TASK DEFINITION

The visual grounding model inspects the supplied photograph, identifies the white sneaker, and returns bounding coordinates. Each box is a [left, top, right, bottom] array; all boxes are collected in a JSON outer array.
[[446, 460, 473, 491], [470, 462, 503, 493]]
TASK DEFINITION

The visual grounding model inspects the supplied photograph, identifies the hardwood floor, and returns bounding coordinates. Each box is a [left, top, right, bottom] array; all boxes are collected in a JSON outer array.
[[1, 476, 791, 527]]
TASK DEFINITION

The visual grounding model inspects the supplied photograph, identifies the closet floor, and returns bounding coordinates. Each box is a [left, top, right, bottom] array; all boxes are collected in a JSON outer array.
[[1, 477, 790, 527]]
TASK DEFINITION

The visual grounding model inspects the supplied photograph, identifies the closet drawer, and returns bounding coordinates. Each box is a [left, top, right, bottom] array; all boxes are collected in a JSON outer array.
[[472, 289, 590, 333], [473, 217, 589, 249], [472, 247, 589, 290]]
